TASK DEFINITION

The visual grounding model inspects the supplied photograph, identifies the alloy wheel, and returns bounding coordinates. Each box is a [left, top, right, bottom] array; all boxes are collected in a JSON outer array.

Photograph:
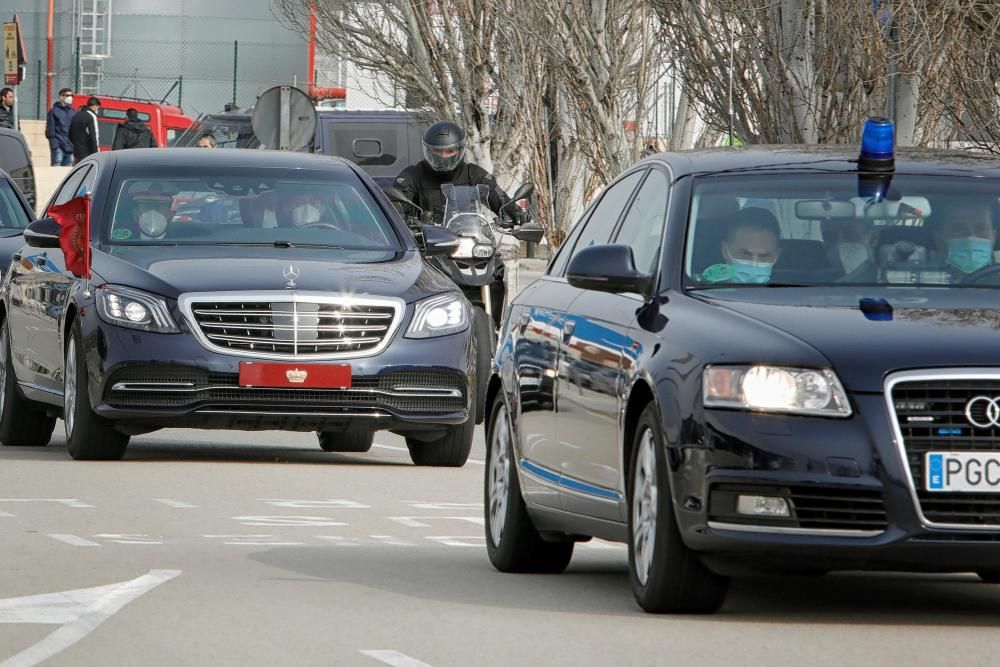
[[488, 404, 511, 546], [632, 427, 658, 586], [64, 338, 77, 438]]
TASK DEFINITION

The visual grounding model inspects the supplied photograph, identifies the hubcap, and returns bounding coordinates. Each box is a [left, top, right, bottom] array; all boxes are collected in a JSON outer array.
[[0, 325, 7, 418], [632, 427, 658, 586], [488, 405, 511, 547], [64, 338, 77, 438]]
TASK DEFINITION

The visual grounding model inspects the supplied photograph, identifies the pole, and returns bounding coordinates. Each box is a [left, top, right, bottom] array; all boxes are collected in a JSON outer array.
[[36, 58, 41, 118], [232, 40, 238, 106], [886, 14, 898, 123], [307, 3, 317, 95], [727, 27, 735, 147], [178, 75, 183, 108], [74, 37, 80, 93], [46, 0, 54, 110]]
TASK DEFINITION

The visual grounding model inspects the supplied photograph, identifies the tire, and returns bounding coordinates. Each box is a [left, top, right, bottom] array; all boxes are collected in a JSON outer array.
[[64, 324, 129, 461], [406, 415, 475, 467], [485, 398, 573, 573], [472, 305, 495, 424], [977, 571, 1000, 584], [317, 430, 374, 453], [0, 321, 56, 447], [628, 403, 727, 613]]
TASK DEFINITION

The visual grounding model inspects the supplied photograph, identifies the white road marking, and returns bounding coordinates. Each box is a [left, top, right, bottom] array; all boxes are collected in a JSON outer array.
[[387, 517, 431, 528], [0, 569, 180, 667], [0, 499, 94, 508], [368, 535, 416, 547], [466, 459, 485, 465], [425, 536, 485, 547], [359, 649, 433, 667], [389, 516, 484, 528], [258, 498, 369, 509], [314, 536, 362, 546], [373, 443, 408, 453], [580, 539, 626, 550], [94, 534, 164, 545], [204, 534, 306, 546], [402, 502, 483, 510], [0, 512, 13, 518], [47, 534, 100, 547], [153, 499, 198, 509], [233, 515, 348, 527]]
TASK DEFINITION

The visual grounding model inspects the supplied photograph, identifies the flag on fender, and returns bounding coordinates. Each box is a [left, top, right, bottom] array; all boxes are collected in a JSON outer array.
[[48, 194, 91, 279]]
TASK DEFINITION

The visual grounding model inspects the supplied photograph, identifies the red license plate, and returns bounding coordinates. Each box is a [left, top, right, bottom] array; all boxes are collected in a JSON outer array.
[[238, 363, 352, 389]]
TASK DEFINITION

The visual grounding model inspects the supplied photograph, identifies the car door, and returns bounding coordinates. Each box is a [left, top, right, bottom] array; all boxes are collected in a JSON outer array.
[[7, 165, 94, 398], [549, 169, 645, 517]]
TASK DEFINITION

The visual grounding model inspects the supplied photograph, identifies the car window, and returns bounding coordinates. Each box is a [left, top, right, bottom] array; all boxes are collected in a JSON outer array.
[[0, 135, 29, 175], [547, 206, 595, 277], [98, 121, 117, 148], [0, 179, 30, 229], [49, 166, 91, 209], [613, 169, 669, 274], [166, 128, 181, 146], [564, 170, 645, 267]]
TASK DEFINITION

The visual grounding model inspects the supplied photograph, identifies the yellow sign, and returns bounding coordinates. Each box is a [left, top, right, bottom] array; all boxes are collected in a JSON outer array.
[[2, 23, 17, 85]]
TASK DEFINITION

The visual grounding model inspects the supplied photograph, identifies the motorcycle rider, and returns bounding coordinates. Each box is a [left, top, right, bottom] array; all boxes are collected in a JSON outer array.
[[393, 120, 527, 227]]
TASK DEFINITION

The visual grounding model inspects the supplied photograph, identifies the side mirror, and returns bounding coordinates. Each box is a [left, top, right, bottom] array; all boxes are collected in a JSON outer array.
[[24, 217, 62, 249], [382, 186, 421, 212], [566, 244, 653, 295], [510, 182, 534, 202], [511, 220, 544, 243], [420, 224, 461, 256]]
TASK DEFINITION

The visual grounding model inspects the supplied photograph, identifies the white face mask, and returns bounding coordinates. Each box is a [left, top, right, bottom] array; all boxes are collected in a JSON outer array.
[[138, 210, 168, 238], [836, 242, 870, 274], [62, 95, 73, 106], [262, 209, 278, 229], [291, 203, 320, 226]]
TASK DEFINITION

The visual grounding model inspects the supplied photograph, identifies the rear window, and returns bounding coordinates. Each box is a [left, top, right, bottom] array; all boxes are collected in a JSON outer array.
[[99, 108, 151, 122], [0, 179, 30, 229]]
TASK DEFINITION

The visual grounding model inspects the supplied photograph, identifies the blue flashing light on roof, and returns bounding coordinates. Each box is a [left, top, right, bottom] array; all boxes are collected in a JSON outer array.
[[859, 116, 895, 172]]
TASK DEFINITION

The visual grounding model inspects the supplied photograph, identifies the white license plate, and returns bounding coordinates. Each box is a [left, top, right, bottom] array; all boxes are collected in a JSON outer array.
[[925, 452, 1000, 492]]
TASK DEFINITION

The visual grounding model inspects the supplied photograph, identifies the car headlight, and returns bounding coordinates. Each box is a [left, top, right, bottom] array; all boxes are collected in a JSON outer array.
[[405, 293, 469, 339], [703, 365, 851, 417], [96, 285, 180, 333], [451, 236, 494, 259]]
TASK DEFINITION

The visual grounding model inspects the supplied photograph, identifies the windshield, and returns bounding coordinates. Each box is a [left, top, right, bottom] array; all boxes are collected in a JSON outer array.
[[104, 167, 399, 250], [684, 174, 1000, 292], [173, 114, 260, 149], [441, 183, 496, 243]]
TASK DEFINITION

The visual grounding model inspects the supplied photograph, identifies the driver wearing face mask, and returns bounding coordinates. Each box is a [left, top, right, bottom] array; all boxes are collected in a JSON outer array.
[[702, 207, 782, 284], [126, 184, 175, 240], [274, 189, 330, 228], [932, 200, 998, 277], [822, 216, 879, 283]]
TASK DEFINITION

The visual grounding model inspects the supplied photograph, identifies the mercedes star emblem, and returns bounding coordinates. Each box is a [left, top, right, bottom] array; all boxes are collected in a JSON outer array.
[[283, 264, 300, 288]]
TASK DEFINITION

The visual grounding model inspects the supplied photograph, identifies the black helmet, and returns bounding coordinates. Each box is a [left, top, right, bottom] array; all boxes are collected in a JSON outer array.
[[422, 120, 466, 173]]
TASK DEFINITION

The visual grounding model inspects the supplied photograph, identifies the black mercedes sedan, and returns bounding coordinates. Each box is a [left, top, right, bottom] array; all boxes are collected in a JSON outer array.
[[0, 149, 489, 466], [484, 121, 1000, 612]]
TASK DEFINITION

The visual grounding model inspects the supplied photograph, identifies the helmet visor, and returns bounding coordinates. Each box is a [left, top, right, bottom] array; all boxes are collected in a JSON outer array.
[[423, 142, 465, 172]]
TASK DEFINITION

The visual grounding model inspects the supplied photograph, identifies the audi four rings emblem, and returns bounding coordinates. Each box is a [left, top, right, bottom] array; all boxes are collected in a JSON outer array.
[[283, 264, 300, 288], [965, 396, 1000, 428]]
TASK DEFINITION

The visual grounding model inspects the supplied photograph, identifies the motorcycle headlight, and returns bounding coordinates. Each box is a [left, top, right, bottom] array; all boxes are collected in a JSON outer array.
[[451, 236, 494, 259], [96, 285, 180, 333], [405, 293, 469, 339], [703, 365, 851, 417]]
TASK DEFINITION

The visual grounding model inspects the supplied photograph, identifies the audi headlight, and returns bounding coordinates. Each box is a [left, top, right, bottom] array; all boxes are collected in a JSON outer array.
[[96, 285, 180, 333], [703, 365, 851, 417], [405, 293, 469, 339], [451, 236, 494, 259]]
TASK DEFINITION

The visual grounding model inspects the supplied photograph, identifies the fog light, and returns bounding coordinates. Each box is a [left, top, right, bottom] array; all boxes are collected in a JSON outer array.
[[736, 495, 790, 517]]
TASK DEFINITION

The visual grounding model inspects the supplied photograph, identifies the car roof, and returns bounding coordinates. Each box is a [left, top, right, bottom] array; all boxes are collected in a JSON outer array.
[[641, 145, 1000, 179], [91, 148, 357, 172]]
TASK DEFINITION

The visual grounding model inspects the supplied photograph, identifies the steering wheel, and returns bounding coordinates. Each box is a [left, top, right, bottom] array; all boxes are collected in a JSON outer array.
[[297, 222, 340, 231], [960, 262, 1000, 285]]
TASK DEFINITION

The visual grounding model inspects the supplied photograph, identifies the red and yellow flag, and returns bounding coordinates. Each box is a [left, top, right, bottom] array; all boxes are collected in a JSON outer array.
[[48, 194, 90, 279]]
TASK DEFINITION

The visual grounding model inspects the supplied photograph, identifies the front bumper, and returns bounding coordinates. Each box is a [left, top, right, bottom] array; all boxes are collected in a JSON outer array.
[[85, 317, 476, 435], [676, 394, 1000, 574]]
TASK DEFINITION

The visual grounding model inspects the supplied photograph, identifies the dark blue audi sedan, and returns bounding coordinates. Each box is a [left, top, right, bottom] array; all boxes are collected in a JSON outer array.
[[484, 119, 1000, 613]]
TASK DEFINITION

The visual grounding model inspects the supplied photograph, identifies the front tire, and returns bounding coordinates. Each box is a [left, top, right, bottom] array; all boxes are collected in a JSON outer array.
[[405, 415, 474, 467], [628, 403, 727, 613], [0, 321, 56, 447], [317, 430, 374, 453], [485, 398, 573, 573], [64, 324, 129, 461]]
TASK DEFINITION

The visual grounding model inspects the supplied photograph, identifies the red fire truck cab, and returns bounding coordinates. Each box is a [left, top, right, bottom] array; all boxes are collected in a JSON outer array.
[[94, 96, 194, 150]]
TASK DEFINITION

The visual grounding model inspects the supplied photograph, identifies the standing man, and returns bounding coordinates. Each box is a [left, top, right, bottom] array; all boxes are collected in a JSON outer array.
[[45, 88, 75, 166], [0, 88, 15, 130], [69, 96, 101, 161], [112, 108, 158, 149]]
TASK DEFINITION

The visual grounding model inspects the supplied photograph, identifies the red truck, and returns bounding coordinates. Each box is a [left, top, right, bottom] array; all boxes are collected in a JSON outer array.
[[93, 95, 194, 150]]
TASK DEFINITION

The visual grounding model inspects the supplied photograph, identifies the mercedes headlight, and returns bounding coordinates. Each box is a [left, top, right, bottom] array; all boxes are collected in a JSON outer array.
[[96, 285, 180, 333], [451, 236, 494, 260], [405, 293, 469, 338], [703, 365, 851, 417]]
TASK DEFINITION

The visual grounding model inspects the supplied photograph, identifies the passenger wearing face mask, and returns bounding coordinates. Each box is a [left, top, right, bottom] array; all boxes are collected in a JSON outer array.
[[702, 207, 782, 284], [125, 186, 174, 241], [931, 200, 998, 278], [821, 217, 879, 283]]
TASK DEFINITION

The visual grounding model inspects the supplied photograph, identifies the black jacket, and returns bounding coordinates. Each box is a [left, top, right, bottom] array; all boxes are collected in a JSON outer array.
[[394, 160, 516, 224], [112, 120, 158, 150], [0, 103, 14, 130], [69, 108, 99, 159]]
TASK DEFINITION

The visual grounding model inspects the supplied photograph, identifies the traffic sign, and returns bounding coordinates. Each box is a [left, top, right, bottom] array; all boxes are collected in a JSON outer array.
[[2, 22, 17, 86]]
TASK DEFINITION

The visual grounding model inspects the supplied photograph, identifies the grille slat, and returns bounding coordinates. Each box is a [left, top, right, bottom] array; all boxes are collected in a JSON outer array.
[[892, 378, 1000, 525]]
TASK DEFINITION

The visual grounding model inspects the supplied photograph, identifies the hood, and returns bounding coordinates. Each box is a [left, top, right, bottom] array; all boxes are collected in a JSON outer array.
[[702, 289, 1000, 392], [90, 246, 456, 304]]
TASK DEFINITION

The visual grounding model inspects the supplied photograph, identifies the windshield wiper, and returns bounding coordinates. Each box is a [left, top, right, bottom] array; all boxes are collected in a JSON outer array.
[[213, 241, 347, 250], [687, 282, 812, 290]]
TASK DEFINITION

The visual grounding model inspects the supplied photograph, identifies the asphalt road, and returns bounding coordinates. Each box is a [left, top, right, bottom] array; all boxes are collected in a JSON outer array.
[[4, 425, 1000, 666]]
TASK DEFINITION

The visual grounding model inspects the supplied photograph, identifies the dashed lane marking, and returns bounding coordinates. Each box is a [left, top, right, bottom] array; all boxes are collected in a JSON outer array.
[[258, 499, 369, 509], [0, 499, 94, 508], [359, 649, 433, 667], [0, 512, 12, 518], [47, 535, 100, 547], [153, 499, 198, 509], [204, 535, 307, 546]]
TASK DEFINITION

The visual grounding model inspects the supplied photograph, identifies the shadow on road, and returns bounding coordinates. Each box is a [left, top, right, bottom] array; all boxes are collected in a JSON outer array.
[[249, 546, 1000, 623]]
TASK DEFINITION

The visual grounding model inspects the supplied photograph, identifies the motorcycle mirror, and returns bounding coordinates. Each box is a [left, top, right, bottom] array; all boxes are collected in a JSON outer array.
[[511, 221, 544, 244], [382, 186, 422, 212], [510, 183, 534, 202]]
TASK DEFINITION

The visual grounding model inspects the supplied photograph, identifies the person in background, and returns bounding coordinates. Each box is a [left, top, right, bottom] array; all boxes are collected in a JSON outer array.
[[69, 97, 101, 161], [821, 216, 880, 283], [0, 88, 15, 130], [45, 88, 75, 166], [112, 108, 158, 150], [196, 134, 217, 148]]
